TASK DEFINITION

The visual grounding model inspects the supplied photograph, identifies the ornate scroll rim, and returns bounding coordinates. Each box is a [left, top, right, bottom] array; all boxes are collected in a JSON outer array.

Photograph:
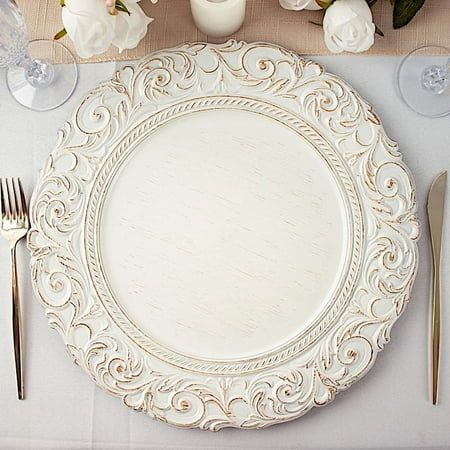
[[28, 40, 419, 431]]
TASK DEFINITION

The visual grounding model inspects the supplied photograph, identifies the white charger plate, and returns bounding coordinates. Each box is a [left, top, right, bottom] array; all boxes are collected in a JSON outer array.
[[28, 41, 419, 430]]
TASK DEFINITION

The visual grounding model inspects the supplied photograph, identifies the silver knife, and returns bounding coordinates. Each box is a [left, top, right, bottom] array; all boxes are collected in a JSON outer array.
[[427, 170, 447, 405]]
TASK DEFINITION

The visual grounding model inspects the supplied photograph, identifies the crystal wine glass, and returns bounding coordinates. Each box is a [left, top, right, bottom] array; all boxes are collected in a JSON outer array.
[[0, 0, 78, 111], [396, 45, 450, 118]]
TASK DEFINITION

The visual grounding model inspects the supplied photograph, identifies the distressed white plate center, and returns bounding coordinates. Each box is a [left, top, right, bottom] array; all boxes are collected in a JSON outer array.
[[99, 109, 346, 361]]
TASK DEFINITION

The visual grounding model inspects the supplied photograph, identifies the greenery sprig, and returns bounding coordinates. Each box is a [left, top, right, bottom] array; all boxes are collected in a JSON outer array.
[[392, 0, 425, 29]]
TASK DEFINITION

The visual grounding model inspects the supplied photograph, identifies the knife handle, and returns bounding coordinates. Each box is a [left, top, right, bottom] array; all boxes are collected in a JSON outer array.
[[431, 251, 441, 405]]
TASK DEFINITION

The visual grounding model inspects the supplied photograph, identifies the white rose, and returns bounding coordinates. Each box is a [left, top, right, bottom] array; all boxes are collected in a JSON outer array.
[[112, 0, 153, 53], [62, 0, 116, 59], [279, 0, 322, 10], [323, 0, 375, 53]]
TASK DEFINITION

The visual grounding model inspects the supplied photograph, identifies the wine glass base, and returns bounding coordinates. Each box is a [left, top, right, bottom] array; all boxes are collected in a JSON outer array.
[[6, 39, 78, 112], [396, 45, 450, 118]]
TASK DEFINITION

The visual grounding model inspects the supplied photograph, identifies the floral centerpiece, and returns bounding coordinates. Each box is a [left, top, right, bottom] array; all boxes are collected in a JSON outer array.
[[55, 0, 427, 58]]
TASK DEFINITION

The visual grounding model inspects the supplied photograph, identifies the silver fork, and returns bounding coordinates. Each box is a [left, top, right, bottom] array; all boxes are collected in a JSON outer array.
[[0, 178, 29, 400]]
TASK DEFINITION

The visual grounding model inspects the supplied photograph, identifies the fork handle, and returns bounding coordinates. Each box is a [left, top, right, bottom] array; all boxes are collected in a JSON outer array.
[[11, 243, 24, 400]]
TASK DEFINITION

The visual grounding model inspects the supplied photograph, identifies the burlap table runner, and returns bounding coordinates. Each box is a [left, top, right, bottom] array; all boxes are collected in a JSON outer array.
[[17, 0, 450, 63]]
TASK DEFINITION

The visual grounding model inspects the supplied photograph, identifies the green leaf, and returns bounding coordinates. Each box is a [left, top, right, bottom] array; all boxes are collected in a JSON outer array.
[[393, 0, 425, 29], [316, 0, 333, 9], [54, 28, 67, 40], [375, 24, 384, 36], [115, 0, 131, 15]]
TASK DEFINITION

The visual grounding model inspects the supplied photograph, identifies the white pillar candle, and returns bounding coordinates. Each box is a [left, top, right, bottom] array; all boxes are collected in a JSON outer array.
[[190, 0, 246, 38]]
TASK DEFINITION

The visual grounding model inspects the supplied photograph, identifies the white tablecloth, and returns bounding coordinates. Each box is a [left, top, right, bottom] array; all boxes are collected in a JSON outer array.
[[0, 56, 449, 449]]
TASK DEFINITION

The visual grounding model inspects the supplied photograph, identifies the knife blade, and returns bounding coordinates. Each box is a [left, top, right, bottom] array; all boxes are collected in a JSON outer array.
[[427, 170, 447, 405]]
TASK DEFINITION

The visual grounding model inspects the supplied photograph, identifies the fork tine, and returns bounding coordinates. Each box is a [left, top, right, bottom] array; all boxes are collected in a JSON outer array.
[[17, 178, 27, 218], [3, 178, 12, 220], [6, 178, 15, 220], [11, 178, 21, 220], [0, 179, 5, 219]]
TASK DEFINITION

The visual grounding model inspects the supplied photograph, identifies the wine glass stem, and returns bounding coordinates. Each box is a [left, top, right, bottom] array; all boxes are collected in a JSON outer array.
[[18, 53, 55, 88]]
